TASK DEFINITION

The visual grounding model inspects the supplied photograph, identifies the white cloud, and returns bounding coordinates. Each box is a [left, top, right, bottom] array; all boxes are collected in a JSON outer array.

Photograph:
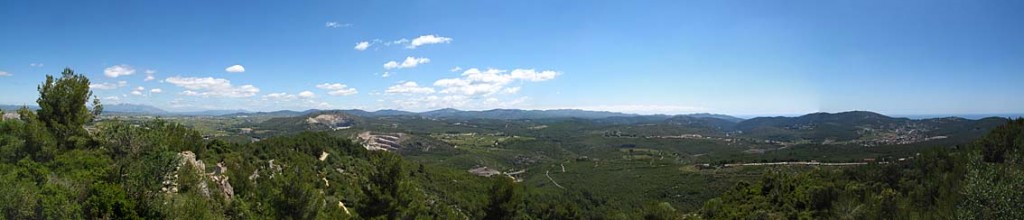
[[381, 72, 391, 78], [144, 70, 156, 81], [358, 34, 454, 50], [104, 64, 136, 78], [315, 83, 347, 90], [316, 83, 358, 96], [150, 88, 162, 93], [502, 87, 521, 94], [386, 81, 436, 94], [261, 92, 334, 109], [354, 41, 371, 51], [325, 21, 351, 28], [90, 81, 128, 90], [510, 69, 559, 81], [29, 63, 43, 67], [433, 68, 559, 96], [373, 65, 556, 111], [388, 95, 529, 111], [0, 71, 10, 77], [102, 96, 121, 102], [358, 35, 451, 50], [484, 96, 529, 107], [130, 86, 145, 96], [225, 65, 245, 73], [391, 95, 471, 109], [90, 83, 117, 90], [385, 38, 408, 46], [407, 35, 452, 49], [383, 57, 430, 70], [450, 66, 462, 72], [264, 92, 288, 97], [165, 76, 260, 98], [263, 92, 293, 100]]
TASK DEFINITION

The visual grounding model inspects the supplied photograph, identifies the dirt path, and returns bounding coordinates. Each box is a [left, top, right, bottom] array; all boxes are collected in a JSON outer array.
[[545, 170, 565, 189]]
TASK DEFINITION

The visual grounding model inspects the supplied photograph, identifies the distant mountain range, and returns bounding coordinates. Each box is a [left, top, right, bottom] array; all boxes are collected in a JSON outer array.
[[103, 104, 169, 114], [731, 111, 1009, 142], [101, 104, 250, 116], [7, 103, 1017, 131], [0, 105, 39, 111], [89, 104, 747, 121], [73, 103, 1016, 145], [243, 109, 1010, 147]]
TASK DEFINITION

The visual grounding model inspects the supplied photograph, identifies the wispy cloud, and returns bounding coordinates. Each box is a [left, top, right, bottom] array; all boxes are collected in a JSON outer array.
[[130, 86, 145, 96], [383, 57, 430, 70], [325, 21, 351, 28], [0, 71, 10, 77], [379, 67, 558, 111], [90, 83, 118, 90], [144, 70, 156, 81], [354, 34, 452, 51], [385, 81, 435, 94], [90, 81, 128, 90], [316, 83, 358, 96], [165, 76, 260, 98], [261, 91, 333, 109], [434, 68, 559, 96]]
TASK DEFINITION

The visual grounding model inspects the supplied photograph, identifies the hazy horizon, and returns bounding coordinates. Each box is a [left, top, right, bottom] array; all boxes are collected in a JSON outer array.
[[2, 1, 1022, 115], [5, 102, 1023, 120]]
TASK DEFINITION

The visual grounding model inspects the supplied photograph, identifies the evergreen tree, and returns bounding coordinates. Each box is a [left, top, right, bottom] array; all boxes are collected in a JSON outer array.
[[484, 176, 522, 220], [358, 151, 424, 219], [35, 68, 101, 150]]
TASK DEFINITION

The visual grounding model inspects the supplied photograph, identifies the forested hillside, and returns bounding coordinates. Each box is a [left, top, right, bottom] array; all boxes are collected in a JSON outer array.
[[0, 70, 687, 219], [2, 69, 1022, 219], [702, 118, 1024, 219]]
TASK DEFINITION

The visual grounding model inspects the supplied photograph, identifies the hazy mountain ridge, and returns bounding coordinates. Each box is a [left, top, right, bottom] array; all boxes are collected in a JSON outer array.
[[103, 104, 170, 114], [734, 111, 1009, 143], [69, 103, 1017, 130], [0, 104, 39, 111], [95, 104, 745, 121]]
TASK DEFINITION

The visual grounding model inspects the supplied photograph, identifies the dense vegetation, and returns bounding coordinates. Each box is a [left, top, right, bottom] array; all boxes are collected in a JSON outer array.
[[701, 118, 1024, 219], [0, 69, 681, 219], [1, 69, 1021, 219]]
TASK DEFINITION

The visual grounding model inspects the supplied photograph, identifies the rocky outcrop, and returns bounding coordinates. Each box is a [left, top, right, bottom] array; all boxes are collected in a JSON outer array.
[[211, 162, 233, 199], [306, 114, 354, 130], [357, 131, 405, 151], [468, 166, 501, 177], [162, 151, 234, 200], [248, 159, 284, 182], [1, 112, 19, 121]]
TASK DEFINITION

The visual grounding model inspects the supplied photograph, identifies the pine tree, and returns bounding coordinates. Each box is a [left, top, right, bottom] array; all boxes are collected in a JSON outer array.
[[35, 68, 101, 150]]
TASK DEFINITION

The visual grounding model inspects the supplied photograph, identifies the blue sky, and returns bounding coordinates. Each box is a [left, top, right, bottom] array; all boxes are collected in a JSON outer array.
[[1, 0, 1022, 115]]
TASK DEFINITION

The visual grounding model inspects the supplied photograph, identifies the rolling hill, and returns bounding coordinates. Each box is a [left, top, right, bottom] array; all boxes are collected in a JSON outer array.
[[735, 111, 1009, 144]]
